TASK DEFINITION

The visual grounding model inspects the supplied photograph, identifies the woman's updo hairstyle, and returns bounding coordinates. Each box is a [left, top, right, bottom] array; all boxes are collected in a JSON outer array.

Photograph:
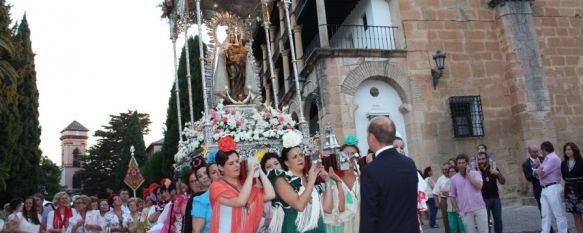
[[260, 152, 280, 173], [215, 150, 239, 167], [281, 146, 301, 171]]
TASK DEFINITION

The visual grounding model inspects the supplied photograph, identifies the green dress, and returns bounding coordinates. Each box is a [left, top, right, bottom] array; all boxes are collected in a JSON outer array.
[[268, 169, 327, 233]]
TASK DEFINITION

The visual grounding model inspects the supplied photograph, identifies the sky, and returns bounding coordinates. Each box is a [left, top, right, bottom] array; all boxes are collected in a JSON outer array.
[[7, 0, 201, 164]]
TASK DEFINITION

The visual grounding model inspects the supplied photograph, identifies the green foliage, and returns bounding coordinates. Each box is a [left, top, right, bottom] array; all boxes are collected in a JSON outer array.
[[141, 151, 164, 186], [159, 36, 205, 179], [38, 156, 61, 199], [75, 111, 151, 195], [0, 3, 45, 204], [12, 13, 41, 197]]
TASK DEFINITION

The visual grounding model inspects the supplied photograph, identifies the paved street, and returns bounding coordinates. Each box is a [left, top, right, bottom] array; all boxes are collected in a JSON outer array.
[[422, 206, 577, 233]]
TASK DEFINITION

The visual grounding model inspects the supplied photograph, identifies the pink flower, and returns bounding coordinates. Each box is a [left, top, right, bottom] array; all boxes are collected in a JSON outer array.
[[212, 119, 219, 125], [265, 113, 272, 119], [223, 117, 228, 122], [287, 124, 293, 129], [278, 116, 285, 123], [231, 110, 236, 115], [214, 129, 222, 134], [236, 120, 242, 125]]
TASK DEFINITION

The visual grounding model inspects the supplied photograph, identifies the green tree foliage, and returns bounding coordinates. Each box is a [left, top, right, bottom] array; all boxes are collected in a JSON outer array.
[[74, 111, 151, 195], [0, 1, 20, 202], [0, 2, 45, 204], [140, 151, 164, 186], [159, 36, 204, 178], [0, 0, 16, 82], [38, 156, 61, 199], [12, 14, 41, 196]]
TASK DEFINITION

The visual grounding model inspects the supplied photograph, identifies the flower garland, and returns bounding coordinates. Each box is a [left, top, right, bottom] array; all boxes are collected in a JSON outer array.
[[174, 102, 301, 164]]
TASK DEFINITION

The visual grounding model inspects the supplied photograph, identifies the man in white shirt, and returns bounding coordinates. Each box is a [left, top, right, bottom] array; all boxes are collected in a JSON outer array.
[[433, 163, 451, 233], [120, 189, 130, 214]]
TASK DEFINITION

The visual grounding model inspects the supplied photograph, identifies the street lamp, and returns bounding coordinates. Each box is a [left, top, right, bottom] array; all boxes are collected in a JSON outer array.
[[431, 50, 446, 90]]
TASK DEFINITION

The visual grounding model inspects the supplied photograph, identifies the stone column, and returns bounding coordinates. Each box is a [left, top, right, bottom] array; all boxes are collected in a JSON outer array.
[[281, 49, 291, 91], [278, 2, 286, 37], [315, 0, 329, 48], [260, 44, 272, 105], [293, 25, 305, 70], [492, 0, 555, 156], [261, 44, 268, 76], [270, 27, 277, 53]]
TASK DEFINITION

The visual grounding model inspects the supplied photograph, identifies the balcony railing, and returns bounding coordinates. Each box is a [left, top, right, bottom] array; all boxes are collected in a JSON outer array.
[[329, 24, 399, 50], [303, 35, 320, 64], [302, 24, 400, 63]]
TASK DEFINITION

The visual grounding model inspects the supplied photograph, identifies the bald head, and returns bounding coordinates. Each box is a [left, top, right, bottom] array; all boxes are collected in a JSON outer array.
[[367, 116, 396, 152], [527, 144, 539, 152], [527, 144, 540, 158]]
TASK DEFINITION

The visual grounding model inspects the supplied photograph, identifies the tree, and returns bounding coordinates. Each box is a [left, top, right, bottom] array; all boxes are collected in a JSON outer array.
[[140, 151, 164, 186], [0, 0, 24, 204], [0, 0, 16, 82], [159, 36, 204, 178], [74, 111, 151, 195], [12, 14, 42, 196], [38, 156, 61, 199]]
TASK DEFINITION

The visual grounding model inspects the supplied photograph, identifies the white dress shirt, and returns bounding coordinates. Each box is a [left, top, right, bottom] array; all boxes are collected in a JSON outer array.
[[374, 145, 395, 157]]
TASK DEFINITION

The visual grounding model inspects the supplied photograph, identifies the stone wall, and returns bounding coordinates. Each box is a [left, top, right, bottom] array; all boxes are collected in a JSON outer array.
[[282, 0, 582, 205], [533, 0, 583, 147], [396, 0, 524, 199]]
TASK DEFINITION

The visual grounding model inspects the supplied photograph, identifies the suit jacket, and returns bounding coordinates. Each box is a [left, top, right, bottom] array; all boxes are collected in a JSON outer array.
[[359, 148, 419, 233], [523, 157, 544, 198]]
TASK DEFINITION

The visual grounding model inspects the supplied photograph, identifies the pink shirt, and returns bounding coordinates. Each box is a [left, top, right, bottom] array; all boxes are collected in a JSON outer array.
[[449, 170, 486, 214], [536, 152, 562, 186]]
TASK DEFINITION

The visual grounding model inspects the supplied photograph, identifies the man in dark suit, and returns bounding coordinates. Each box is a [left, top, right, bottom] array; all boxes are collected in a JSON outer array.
[[523, 145, 544, 211], [522, 144, 553, 233], [360, 116, 419, 233]]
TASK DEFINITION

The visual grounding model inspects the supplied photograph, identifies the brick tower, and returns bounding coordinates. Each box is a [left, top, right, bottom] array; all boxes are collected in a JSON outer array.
[[59, 120, 89, 190]]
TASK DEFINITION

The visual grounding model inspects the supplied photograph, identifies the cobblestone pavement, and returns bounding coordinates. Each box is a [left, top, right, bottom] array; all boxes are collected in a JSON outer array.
[[422, 206, 577, 233]]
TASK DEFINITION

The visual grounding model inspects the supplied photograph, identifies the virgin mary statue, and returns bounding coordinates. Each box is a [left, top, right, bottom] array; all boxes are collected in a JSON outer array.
[[213, 29, 260, 105]]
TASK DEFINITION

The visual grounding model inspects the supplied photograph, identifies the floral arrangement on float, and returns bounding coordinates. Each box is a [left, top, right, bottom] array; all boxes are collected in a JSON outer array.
[[159, 0, 175, 18], [174, 101, 300, 164]]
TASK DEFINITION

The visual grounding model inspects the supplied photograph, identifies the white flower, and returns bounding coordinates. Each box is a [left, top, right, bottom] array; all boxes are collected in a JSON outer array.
[[282, 130, 303, 148]]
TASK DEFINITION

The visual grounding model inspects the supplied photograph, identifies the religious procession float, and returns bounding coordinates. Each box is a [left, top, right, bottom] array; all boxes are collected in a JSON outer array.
[[158, 0, 356, 176]]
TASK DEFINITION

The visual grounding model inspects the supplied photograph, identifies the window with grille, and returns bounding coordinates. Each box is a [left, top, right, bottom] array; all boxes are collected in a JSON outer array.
[[449, 96, 484, 137]]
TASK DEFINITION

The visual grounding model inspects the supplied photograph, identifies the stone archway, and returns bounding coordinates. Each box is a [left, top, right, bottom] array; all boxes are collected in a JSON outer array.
[[341, 61, 410, 104], [340, 60, 413, 154]]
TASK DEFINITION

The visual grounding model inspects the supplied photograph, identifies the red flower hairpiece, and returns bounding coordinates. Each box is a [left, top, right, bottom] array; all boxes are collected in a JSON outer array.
[[218, 136, 237, 152], [160, 178, 172, 188], [148, 183, 159, 191]]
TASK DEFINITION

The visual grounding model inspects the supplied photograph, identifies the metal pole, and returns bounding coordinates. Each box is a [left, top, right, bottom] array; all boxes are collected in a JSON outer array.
[[283, 0, 308, 136], [262, 16, 279, 107], [195, 0, 209, 120], [171, 31, 183, 136], [183, 18, 195, 124], [195, 0, 213, 147]]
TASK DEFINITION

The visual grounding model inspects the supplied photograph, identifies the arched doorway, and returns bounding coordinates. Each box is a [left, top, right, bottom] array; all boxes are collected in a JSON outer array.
[[354, 79, 408, 155]]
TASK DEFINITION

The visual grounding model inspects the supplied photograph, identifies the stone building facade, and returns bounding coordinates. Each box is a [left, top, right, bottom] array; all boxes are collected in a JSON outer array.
[[59, 121, 89, 190], [251, 0, 583, 204]]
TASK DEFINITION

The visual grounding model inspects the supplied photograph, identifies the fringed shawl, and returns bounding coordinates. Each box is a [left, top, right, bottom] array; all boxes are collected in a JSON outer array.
[[209, 180, 264, 233]]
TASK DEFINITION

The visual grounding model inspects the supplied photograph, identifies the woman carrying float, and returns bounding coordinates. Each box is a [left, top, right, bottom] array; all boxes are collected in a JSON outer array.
[[208, 136, 275, 233], [268, 131, 333, 233]]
